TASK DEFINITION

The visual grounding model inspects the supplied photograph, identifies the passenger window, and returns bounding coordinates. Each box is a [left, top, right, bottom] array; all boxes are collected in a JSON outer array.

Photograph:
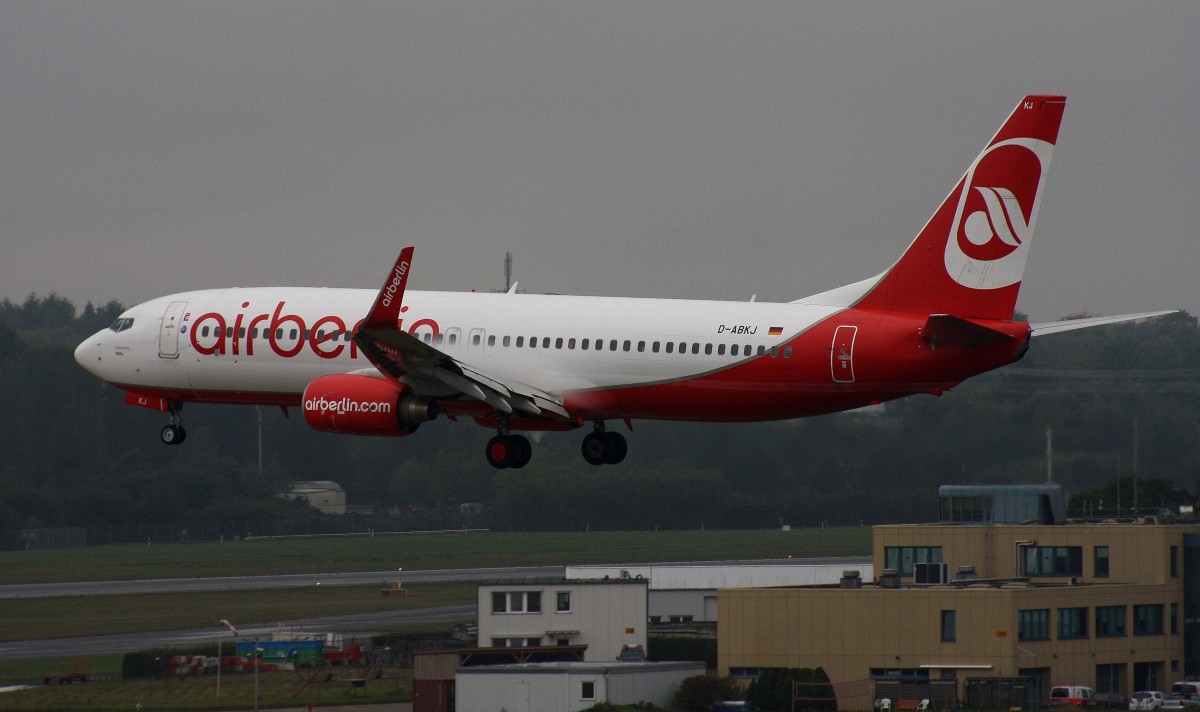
[[623, 340, 631, 352], [502, 336, 510, 347], [784, 346, 793, 358], [239, 327, 246, 339], [731, 344, 739, 356], [201, 326, 210, 337], [610, 340, 618, 351], [289, 329, 298, 340], [315, 330, 324, 340], [770, 346, 778, 357], [555, 338, 563, 349], [568, 338, 576, 349], [691, 343, 700, 354], [581, 338, 589, 350], [637, 341, 645, 352], [652, 342, 660, 353], [516, 336, 524, 347], [423, 333, 431, 344], [275, 329, 284, 340], [472, 334, 481, 346], [448, 333, 458, 345], [705, 343, 713, 355], [717, 344, 726, 355], [436, 334, 444, 345], [758, 345, 766, 355], [251, 328, 259, 339], [225, 327, 234, 338], [665, 342, 674, 354], [542, 337, 550, 348]]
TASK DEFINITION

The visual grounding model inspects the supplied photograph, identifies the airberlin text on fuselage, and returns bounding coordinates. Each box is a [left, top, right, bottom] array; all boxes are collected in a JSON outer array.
[[187, 300, 441, 359]]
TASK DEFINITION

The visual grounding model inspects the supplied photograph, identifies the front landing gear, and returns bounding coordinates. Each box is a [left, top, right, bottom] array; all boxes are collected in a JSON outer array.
[[581, 423, 627, 466], [160, 406, 186, 445], [486, 433, 532, 469]]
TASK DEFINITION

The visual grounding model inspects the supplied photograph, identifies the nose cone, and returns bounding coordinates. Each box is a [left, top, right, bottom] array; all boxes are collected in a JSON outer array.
[[74, 331, 104, 378]]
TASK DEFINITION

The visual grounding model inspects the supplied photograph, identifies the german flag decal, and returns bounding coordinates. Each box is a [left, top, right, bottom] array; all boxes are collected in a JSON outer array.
[[768, 326, 783, 336]]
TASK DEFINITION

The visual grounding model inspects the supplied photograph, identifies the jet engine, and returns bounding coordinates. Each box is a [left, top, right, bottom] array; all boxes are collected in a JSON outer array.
[[302, 374, 436, 436]]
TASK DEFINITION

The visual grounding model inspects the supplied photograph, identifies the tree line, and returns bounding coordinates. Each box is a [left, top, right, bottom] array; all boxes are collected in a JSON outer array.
[[2, 294, 1198, 548]]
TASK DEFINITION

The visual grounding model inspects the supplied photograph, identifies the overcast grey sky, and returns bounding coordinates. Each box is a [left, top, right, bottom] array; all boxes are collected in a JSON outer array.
[[2, 2, 1196, 322]]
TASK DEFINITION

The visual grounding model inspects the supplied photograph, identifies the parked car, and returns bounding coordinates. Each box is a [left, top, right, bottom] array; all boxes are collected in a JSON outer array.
[[1173, 685, 1200, 699], [1050, 686, 1098, 708], [1130, 691, 1166, 710], [1094, 692, 1127, 709], [1160, 693, 1200, 710]]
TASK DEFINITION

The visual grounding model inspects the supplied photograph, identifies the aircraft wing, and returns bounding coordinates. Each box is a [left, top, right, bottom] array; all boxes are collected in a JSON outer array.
[[352, 248, 571, 421], [1030, 310, 1177, 337]]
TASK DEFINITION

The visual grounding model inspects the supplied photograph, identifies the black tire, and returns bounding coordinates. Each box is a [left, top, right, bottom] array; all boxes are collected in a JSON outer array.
[[604, 432, 627, 465], [160, 425, 180, 445], [175, 426, 187, 444], [485, 435, 510, 469], [508, 435, 532, 469], [581, 432, 610, 466]]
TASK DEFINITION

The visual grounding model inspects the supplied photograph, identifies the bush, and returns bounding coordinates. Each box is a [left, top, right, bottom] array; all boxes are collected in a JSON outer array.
[[675, 674, 742, 711]]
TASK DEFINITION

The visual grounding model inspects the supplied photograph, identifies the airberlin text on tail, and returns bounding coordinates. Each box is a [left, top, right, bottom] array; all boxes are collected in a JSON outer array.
[[361, 246, 415, 331], [857, 95, 1066, 321]]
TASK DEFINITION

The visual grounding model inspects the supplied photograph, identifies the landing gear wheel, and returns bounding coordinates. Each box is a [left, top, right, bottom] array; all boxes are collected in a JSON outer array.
[[160, 424, 186, 445], [486, 434, 533, 469], [486, 435, 512, 469], [581, 432, 610, 466], [508, 435, 532, 469], [604, 432, 627, 465]]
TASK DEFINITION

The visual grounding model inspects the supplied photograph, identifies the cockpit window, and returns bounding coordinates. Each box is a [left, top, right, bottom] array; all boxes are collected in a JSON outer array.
[[109, 318, 134, 333]]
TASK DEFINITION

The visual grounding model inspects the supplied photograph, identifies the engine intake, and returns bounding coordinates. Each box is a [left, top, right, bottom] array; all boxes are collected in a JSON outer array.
[[302, 374, 436, 437]]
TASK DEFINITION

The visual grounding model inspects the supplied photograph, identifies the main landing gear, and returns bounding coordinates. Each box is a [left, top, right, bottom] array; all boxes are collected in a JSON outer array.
[[581, 423, 627, 466], [484, 421, 629, 468], [160, 405, 187, 445], [486, 432, 532, 469]]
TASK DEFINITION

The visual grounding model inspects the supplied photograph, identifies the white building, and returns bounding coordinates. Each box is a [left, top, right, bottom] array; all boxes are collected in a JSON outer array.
[[568, 557, 872, 624], [456, 660, 704, 712], [281, 480, 345, 514], [478, 578, 648, 662]]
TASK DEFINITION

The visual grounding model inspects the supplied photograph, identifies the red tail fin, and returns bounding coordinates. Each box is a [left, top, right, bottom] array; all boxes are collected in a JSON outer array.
[[856, 95, 1066, 320]]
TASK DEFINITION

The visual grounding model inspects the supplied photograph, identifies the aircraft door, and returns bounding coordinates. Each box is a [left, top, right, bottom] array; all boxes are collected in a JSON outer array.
[[830, 325, 857, 383], [158, 301, 187, 359]]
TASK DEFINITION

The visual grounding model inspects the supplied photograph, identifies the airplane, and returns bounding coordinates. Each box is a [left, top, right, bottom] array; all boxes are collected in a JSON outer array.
[[75, 94, 1172, 469]]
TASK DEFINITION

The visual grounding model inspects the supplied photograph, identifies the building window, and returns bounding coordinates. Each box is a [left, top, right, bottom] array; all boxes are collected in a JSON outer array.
[[1172, 546, 1179, 577], [1018, 609, 1050, 641], [1058, 607, 1089, 639], [1024, 546, 1083, 577], [491, 591, 542, 614], [1094, 547, 1110, 578], [581, 680, 595, 700], [941, 610, 956, 642], [1135, 604, 1164, 636], [884, 546, 943, 576], [1096, 605, 1127, 637], [556, 591, 571, 613], [1172, 603, 1179, 634], [941, 495, 993, 523]]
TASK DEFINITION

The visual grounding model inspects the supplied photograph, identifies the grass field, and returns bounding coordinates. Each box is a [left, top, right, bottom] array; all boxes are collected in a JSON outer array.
[[0, 582, 478, 642], [0, 527, 871, 584]]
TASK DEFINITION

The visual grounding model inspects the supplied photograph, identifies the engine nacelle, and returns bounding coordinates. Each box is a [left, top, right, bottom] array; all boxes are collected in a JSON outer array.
[[302, 374, 435, 437]]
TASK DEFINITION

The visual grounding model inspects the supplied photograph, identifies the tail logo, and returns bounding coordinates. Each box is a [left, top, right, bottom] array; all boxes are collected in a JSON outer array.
[[944, 137, 1053, 290]]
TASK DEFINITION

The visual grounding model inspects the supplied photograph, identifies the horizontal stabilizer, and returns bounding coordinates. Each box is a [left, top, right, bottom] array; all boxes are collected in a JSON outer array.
[[1030, 310, 1177, 336], [921, 314, 1015, 347]]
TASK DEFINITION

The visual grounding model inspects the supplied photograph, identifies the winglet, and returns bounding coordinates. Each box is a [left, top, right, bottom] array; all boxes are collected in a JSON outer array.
[[361, 247, 414, 331]]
